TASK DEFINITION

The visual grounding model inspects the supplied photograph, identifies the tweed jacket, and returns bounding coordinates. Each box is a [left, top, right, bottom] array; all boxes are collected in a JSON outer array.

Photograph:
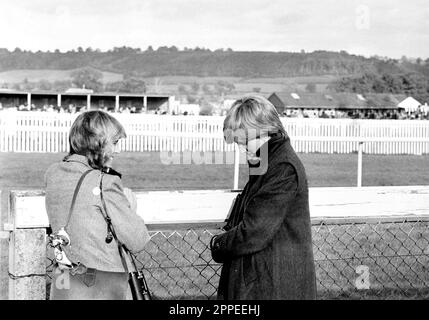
[[211, 134, 317, 300], [45, 154, 150, 272]]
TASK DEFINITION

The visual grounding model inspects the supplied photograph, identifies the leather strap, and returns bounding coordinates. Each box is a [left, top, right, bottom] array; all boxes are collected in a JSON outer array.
[[99, 173, 131, 274], [64, 169, 94, 229], [98, 175, 152, 300]]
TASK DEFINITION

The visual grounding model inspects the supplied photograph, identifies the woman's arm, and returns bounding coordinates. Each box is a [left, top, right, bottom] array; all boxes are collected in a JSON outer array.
[[102, 174, 150, 253], [211, 162, 299, 263]]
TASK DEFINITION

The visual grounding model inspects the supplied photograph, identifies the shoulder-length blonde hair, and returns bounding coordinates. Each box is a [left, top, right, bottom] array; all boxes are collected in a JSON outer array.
[[223, 95, 287, 143], [67, 110, 126, 169]]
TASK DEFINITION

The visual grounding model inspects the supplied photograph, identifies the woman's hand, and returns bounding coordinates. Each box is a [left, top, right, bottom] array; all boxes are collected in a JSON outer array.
[[123, 187, 137, 213]]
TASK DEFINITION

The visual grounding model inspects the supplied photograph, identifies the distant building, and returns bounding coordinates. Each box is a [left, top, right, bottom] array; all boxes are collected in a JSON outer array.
[[268, 92, 407, 115], [268, 92, 338, 114], [398, 97, 421, 113], [0, 89, 173, 113]]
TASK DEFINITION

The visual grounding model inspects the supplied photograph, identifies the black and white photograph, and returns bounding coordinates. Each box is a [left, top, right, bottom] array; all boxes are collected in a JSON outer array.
[[0, 0, 429, 307]]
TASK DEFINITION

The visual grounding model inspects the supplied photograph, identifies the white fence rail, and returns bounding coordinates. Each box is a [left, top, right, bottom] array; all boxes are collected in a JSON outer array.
[[1, 111, 429, 154]]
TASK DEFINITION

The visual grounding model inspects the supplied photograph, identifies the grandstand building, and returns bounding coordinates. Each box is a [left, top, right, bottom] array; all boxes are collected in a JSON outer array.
[[268, 92, 409, 117], [0, 89, 174, 113]]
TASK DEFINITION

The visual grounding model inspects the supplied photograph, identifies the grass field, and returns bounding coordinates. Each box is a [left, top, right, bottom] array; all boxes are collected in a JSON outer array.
[[1, 152, 429, 191]]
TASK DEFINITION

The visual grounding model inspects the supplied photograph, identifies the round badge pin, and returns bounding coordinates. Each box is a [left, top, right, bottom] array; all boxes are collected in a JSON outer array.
[[92, 187, 101, 196]]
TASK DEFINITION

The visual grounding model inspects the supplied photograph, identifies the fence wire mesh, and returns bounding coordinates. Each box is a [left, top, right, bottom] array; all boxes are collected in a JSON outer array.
[[45, 218, 429, 300]]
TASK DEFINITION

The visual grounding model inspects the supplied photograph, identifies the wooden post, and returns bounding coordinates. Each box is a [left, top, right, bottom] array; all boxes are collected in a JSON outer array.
[[8, 191, 48, 300], [168, 96, 175, 114], [57, 94, 61, 107], [9, 228, 46, 300], [27, 93, 31, 109], [0, 190, 9, 300], [143, 96, 147, 113], [357, 142, 363, 188], [115, 95, 120, 112], [87, 95, 91, 110]]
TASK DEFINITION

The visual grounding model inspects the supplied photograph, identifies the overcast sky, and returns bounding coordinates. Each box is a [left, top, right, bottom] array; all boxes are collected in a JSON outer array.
[[0, 0, 428, 59]]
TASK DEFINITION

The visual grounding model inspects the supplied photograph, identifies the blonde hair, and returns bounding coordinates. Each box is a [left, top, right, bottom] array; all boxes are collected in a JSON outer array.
[[223, 95, 287, 143], [68, 110, 126, 169]]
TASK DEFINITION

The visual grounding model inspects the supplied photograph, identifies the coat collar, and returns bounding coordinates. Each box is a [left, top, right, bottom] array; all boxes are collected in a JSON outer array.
[[267, 132, 287, 155], [63, 153, 92, 168], [63, 153, 122, 178], [248, 133, 287, 169]]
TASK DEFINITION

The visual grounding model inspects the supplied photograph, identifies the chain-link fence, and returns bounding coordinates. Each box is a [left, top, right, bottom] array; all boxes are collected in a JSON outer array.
[[45, 217, 429, 300]]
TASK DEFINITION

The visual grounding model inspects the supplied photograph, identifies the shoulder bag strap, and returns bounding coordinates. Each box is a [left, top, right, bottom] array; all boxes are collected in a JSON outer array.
[[64, 169, 94, 229], [99, 174, 152, 300], [98, 173, 131, 273]]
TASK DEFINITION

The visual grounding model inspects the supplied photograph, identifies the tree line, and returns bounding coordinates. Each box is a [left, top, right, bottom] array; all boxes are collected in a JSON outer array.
[[1, 68, 147, 94], [1, 47, 428, 78], [331, 72, 429, 103]]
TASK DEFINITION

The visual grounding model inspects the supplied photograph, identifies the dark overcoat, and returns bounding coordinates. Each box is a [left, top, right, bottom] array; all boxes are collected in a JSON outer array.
[[211, 133, 317, 300]]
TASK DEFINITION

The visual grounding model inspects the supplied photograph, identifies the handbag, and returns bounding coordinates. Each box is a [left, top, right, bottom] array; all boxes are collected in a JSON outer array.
[[48, 169, 93, 272], [98, 172, 152, 300]]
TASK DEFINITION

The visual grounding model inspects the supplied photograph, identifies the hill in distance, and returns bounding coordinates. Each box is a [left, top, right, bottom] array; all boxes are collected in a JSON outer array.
[[0, 48, 418, 78], [0, 47, 428, 98]]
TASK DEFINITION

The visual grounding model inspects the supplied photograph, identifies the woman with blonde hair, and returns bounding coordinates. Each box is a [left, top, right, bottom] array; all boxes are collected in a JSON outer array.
[[210, 95, 317, 300], [45, 110, 150, 300]]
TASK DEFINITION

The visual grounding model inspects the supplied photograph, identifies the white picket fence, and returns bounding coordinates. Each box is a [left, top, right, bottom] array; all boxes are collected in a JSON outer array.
[[1, 111, 429, 154]]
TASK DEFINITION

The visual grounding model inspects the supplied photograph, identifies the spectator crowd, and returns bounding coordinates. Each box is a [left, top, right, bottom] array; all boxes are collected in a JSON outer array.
[[1, 102, 429, 120], [282, 106, 429, 120]]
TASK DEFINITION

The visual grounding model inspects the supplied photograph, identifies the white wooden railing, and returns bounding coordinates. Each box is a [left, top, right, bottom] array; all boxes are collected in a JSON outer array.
[[1, 111, 429, 155]]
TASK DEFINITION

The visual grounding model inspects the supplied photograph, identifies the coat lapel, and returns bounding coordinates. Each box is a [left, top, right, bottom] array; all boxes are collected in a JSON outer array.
[[237, 134, 289, 221]]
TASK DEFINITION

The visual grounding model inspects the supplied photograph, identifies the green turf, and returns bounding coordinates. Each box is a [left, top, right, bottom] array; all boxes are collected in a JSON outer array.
[[1, 152, 429, 190]]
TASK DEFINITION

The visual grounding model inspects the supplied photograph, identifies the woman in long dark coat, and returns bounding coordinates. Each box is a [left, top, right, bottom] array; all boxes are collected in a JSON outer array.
[[210, 95, 317, 300]]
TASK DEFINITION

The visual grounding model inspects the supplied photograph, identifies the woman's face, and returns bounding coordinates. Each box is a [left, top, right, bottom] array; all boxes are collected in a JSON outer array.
[[104, 137, 121, 167], [233, 129, 268, 160]]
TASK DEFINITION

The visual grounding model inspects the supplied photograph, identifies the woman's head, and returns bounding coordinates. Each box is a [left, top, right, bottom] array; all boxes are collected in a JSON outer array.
[[223, 95, 287, 147], [68, 110, 126, 169]]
